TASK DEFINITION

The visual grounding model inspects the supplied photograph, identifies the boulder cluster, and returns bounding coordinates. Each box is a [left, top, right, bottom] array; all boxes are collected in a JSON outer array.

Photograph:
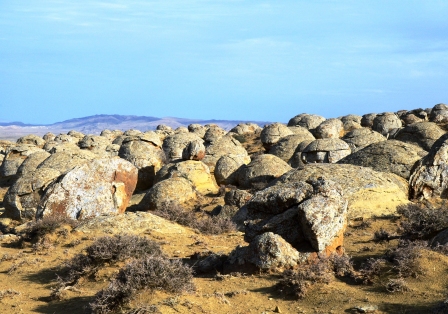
[[2, 104, 448, 272]]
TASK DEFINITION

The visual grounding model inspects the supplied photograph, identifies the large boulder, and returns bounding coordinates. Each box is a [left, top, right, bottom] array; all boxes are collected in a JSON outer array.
[[260, 123, 293, 150], [314, 118, 344, 139], [268, 133, 315, 162], [237, 154, 292, 189], [188, 124, 206, 138], [337, 140, 427, 179], [203, 125, 226, 143], [429, 103, 448, 123], [288, 140, 314, 168], [155, 160, 219, 195], [37, 150, 96, 175], [139, 177, 198, 211], [214, 154, 249, 186], [36, 157, 138, 219], [182, 139, 206, 161], [409, 134, 448, 200], [288, 114, 326, 130], [361, 113, 377, 128], [301, 139, 351, 164], [342, 128, 386, 153], [16, 151, 51, 176], [16, 134, 45, 148], [118, 135, 166, 191], [162, 133, 203, 162], [273, 164, 409, 218], [392, 122, 445, 151], [372, 112, 402, 136], [202, 135, 249, 173], [0, 145, 44, 178], [78, 135, 112, 156], [230, 123, 262, 135]]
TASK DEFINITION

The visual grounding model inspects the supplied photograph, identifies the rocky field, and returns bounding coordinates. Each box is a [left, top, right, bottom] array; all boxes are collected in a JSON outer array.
[[1, 105, 448, 313]]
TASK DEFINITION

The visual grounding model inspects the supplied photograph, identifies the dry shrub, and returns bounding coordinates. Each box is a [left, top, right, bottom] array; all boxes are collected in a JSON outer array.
[[52, 235, 162, 299], [385, 277, 410, 293], [90, 255, 194, 314], [153, 202, 236, 235], [277, 255, 333, 299], [0, 289, 20, 300], [386, 240, 427, 278], [330, 253, 355, 277], [397, 203, 448, 239], [357, 258, 386, 285], [373, 228, 393, 243], [23, 214, 78, 240]]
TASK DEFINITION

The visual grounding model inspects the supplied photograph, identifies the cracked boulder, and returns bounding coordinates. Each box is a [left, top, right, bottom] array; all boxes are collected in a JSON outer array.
[[410, 134, 448, 200], [0, 144, 44, 179], [36, 157, 138, 219], [301, 139, 351, 164], [202, 135, 249, 173], [260, 122, 294, 150], [268, 132, 315, 162]]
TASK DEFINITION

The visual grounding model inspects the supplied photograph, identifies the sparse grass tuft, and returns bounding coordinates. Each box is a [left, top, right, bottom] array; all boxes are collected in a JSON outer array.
[[90, 255, 194, 314], [22, 214, 78, 241], [385, 277, 410, 293], [386, 240, 427, 278]]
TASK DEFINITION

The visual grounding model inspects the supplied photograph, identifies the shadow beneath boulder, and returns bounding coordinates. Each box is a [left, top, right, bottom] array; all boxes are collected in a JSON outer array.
[[33, 296, 94, 314]]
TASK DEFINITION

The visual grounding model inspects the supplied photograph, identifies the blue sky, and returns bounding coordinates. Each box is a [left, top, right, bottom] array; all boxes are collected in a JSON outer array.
[[1, 1, 447, 124]]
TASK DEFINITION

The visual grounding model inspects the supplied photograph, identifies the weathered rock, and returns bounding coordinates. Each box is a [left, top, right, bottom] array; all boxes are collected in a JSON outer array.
[[409, 134, 448, 200], [288, 114, 326, 130], [429, 103, 448, 123], [78, 135, 111, 155], [182, 139, 206, 161], [342, 128, 386, 153], [203, 135, 249, 173], [288, 140, 314, 168], [0, 145, 44, 178], [163, 132, 204, 162], [16, 151, 51, 176], [37, 150, 96, 175], [155, 160, 219, 195], [342, 120, 362, 133], [297, 178, 347, 253], [43, 132, 56, 142], [260, 123, 293, 150], [67, 130, 85, 139], [361, 113, 377, 128], [341, 114, 362, 125], [118, 136, 166, 191], [269, 133, 315, 162], [214, 154, 249, 186], [175, 126, 189, 134], [123, 129, 143, 136], [224, 189, 253, 207], [430, 228, 448, 248], [372, 112, 402, 136], [139, 177, 198, 211], [37, 157, 138, 219], [392, 122, 445, 151], [47, 142, 82, 154], [105, 144, 120, 157], [314, 118, 344, 139], [237, 154, 292, 189], [3, 168, 61, 220], [230, 123, 262, 135], [273, 164, 409, 218], [225, 232, 307, 272], [302, 139, 351, 164], [338, 140, 427, 179], [246, 181, 313, 216], [203, 125, 226, 143], [54, 134, 79, 144], [16, 134, 45, 148], [188, 124, 206, 138]]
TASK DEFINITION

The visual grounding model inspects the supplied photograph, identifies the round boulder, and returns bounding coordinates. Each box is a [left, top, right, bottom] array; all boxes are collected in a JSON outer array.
[[372, 112, 402, 136], [342, 128, 386, 153], [302, 139, 351, 164], [215, 154, 249, 186], [260, 123, 293, 150], [392, 122, 445, 151]]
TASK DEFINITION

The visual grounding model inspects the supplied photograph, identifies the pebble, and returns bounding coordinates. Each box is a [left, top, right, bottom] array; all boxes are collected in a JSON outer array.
[[353, 304, 378, 313]]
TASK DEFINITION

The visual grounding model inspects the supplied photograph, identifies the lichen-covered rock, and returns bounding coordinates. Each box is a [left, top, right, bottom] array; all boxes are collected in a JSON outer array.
[[268, 133, 315, 162], [273, 164, 409, 218], [409, 134, 448, 200], [188, 124, 206, 138], [230, 123, 262, 135], [182, 139, 206, 161], [54, 134, 79, 145], [260, 123, 293, 150], [342, 128, 386, 153], [341, 114, 362, 125], [225, 232, 307, 272], [361, 113, 377, 128], [37, 157, 138, 219], [297, 178, 347, 253], [237, 154, 292, 189], [155, 160, 219, 195], [288, 140, 314, 168], [302, 139, 351, 164], [429, 103, 448, 123], [16, 151, 51, 176], [4, 168, 61, 220], [16, 134, 45, 148], [119, 135, 166, 191], [78, 135, 111, 156], [203, 125, 226, 143], [139, 177, 198, 211], [338, 140, 427, 179], [163, 132, 204, 162], [37, 150, 96, 175], [314, 118, 344, 139], [43, 132, 56, 142], [288, 114, 326, 130], [0, 145, 44, 178], [224, 189, 253, 207], [392, 122, 445, 151], [67, 130, 85, 139], [372, 112, 402, 136], [214, 154, 249, 185], [203, 135, 249, 173]]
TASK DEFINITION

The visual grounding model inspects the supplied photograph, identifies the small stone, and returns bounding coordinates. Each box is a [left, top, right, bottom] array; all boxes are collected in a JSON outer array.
[[274, 305, 281, 313], [354, 304, 378, 313]]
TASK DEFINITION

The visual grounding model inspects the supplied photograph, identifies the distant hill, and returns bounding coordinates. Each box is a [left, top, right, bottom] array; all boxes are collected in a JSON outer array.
[[0, 114, 271, 141]]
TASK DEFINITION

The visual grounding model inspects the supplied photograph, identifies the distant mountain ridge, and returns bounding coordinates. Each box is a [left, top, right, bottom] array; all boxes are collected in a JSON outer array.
[[0, 114, 271, 141]]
